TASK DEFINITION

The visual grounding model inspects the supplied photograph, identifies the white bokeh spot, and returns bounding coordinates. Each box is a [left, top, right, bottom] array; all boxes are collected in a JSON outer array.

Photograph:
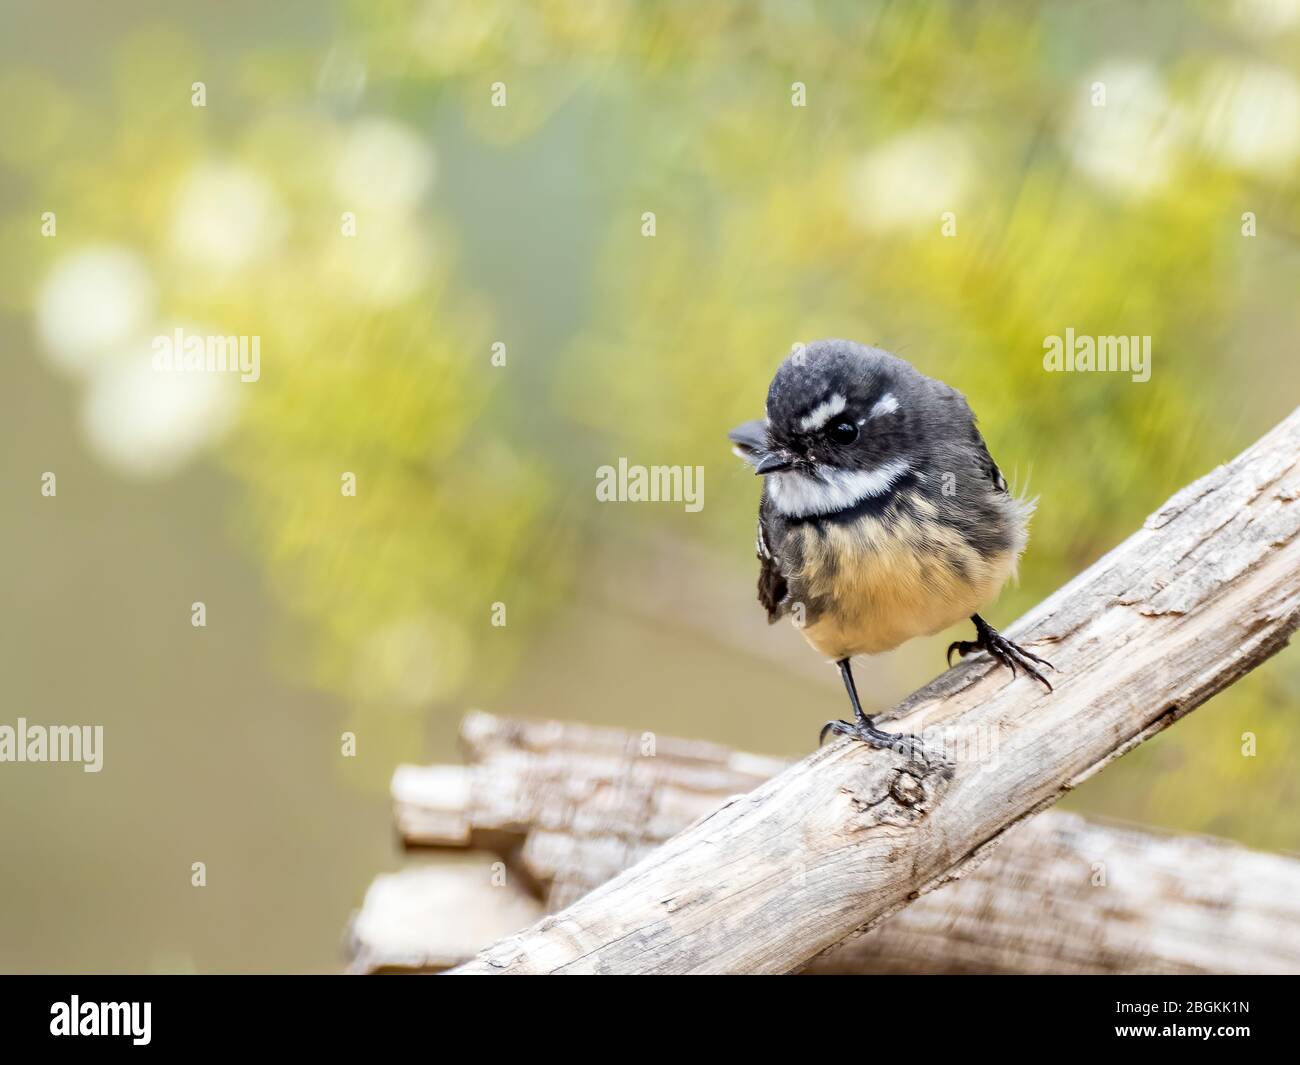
[[334, 118, 436, 212], [170, 162, 284, 270], [1064, 62, 1186, 199], [80, 336, 241, 479], [37, 247, 156, 375], [1194, 61, 1300, 176], [846, 127, 972, 232]]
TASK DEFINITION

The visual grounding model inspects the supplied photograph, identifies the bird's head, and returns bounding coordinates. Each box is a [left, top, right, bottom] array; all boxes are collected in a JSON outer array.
[[729, 339, 921, 517]]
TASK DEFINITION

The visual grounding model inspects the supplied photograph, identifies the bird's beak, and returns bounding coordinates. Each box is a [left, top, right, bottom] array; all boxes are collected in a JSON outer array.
[[754, 451, 795, 475]]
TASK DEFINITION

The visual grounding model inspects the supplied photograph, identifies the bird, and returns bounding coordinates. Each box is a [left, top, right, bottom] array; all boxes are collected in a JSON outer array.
[[728, 339, 1052, 751]]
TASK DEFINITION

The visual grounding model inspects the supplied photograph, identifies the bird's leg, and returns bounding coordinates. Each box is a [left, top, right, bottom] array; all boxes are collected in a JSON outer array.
[[820, 659, 924, 758], [947, 614, 1054, 691]]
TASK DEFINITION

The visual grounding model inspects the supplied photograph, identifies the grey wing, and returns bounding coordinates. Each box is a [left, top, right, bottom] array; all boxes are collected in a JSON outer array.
[[755, 505, 790, 623], [972, 427, 1009, 493], [961, 419, 1034, 557], [935, 383, 1009, 494]]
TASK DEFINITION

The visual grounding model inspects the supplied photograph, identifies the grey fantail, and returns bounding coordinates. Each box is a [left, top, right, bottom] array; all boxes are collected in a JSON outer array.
[[729, 339, 1053, 751]]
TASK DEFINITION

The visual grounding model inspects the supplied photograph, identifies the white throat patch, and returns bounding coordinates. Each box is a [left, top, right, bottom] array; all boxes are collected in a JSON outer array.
[[766, 459, 911, 518]]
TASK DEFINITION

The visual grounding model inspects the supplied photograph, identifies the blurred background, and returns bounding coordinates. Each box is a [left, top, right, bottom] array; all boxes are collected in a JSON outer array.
[[2, 0, 1298, 972]]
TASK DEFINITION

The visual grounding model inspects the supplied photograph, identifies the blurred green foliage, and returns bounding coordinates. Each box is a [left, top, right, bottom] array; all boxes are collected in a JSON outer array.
[[5, 0, 1298, 845]]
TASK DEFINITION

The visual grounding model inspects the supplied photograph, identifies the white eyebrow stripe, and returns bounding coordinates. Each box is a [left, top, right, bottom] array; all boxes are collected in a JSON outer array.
[[798, 393, 847, 432], [869, 393, 899, 419]]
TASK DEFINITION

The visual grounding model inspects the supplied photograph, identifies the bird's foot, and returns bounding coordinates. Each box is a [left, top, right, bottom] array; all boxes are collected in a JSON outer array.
[[947, 620, 1054, 691], [819, 718, 928, 762]]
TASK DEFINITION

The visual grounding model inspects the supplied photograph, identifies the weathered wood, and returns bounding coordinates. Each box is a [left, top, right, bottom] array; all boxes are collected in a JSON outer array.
[[396, 713, 786, 908], [364, 715, 1300, 973], [347, 857, 543, 974], [828, 814, 1300, 975], [447, 408, 1300, 974]]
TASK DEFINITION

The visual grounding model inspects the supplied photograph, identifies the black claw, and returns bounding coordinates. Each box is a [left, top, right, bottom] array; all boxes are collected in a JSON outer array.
[[947, 615, 1055, 692], [1019, 660, 1053, 691], [946, 640, 968, 667], [1020, 647, 1056, 671], [828, 658, 930, 760], [819, 719, 928, 762], [820, 719, 892, 748], [988, 633, 1053, 691]]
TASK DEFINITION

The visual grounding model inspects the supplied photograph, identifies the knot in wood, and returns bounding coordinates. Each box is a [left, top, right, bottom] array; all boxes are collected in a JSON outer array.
[[890, 770, 926, 808]]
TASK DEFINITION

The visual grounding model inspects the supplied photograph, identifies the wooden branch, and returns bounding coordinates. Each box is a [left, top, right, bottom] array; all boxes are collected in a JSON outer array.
[[826, 814, 1300, 975], [347, 857, 544, 974], [358, 714, 1300, 973], [447, 408, 1300, 974], [393, 714, 787, 909]]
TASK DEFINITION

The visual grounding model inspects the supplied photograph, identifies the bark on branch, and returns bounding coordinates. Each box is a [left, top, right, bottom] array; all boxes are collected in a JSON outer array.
[[446, 408, 1300, 975], [350, 714, 1300, 974]]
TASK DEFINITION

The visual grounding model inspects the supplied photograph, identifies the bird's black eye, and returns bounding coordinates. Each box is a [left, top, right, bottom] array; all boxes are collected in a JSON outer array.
[[827, 420, 859, 445]]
